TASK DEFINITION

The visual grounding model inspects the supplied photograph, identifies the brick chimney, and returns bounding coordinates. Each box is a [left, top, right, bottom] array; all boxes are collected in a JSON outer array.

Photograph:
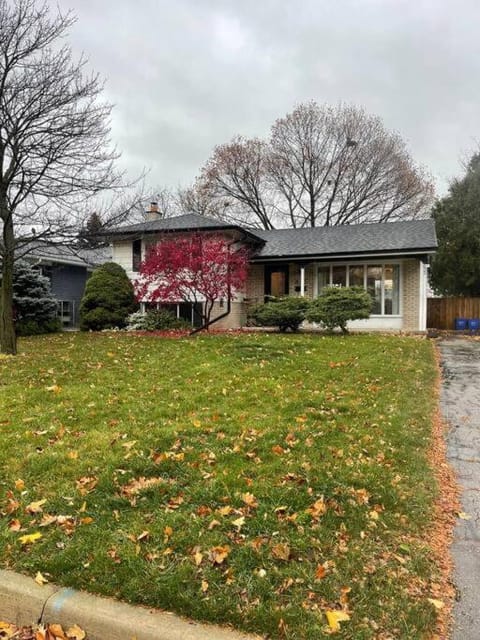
[[146, 201, 160, 221]]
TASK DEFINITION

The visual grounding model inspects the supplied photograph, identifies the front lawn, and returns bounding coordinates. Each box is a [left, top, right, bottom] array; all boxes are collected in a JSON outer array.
[[0, 333, 439, 639]]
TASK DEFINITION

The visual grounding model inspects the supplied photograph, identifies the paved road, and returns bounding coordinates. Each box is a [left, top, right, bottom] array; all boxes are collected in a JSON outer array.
[[439, 338, 480, 640]]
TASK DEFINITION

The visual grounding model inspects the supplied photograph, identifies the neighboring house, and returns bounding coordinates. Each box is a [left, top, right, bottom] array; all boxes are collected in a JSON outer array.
[[22, 243, 111, 328], [107, 208, 437, 332]]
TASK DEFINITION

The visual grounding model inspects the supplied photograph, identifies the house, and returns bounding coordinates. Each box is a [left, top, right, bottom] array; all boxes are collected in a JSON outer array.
[[23, 243, 111, 328], [107, 207, 437, 332]]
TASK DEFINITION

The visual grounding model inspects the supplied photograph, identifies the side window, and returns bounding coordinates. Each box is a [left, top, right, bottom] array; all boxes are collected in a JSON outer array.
[[132, 239, 142, 272]]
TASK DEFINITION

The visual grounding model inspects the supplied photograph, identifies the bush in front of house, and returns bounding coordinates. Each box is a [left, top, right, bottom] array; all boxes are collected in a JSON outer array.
[[80, 262, 137, 331], [12, 261, 61, 336], [126, 309, 191, 331], [306, 286, 372, 334], [248, 296, 311, 332]]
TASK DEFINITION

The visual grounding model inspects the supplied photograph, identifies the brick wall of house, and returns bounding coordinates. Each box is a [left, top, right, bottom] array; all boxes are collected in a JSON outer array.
[[402, 259, 420, 331], [209, 301, 246, 329], [245, 264, 265, 304]]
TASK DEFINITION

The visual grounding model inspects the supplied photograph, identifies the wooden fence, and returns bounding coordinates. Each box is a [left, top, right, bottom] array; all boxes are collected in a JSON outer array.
[[427, 297, 480, 330]]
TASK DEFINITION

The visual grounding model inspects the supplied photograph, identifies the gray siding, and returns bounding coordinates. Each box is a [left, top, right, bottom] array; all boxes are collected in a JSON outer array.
[[49, 264, 89, 327]]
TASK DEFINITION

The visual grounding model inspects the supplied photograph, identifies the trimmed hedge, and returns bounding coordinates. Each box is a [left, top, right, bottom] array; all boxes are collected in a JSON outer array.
[[248, 296, 311, 332], [80, 262, 137, 331], [248, 288, 373, 334], [306, 286, 373, 333], [126, 309, 191, 331]]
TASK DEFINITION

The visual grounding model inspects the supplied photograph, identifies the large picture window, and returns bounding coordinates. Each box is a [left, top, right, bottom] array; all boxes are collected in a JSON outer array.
[[317, 263, 401, 316]]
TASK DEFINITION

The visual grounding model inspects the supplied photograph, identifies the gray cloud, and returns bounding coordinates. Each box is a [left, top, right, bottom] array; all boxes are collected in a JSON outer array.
[[52, 0, 480, 196]]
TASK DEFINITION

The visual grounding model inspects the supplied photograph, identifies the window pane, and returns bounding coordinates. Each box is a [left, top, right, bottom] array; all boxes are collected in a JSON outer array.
[[366, 266, 382, 314], [132, 239, 142, 272], [349, 265, 364, 288], [384, 264, 400, 315], [317, 266, 330, 294], [332, 265, 346, 287]]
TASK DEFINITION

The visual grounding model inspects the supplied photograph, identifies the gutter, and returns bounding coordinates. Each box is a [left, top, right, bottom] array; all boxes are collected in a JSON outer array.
[[251, 249, 437, 263]]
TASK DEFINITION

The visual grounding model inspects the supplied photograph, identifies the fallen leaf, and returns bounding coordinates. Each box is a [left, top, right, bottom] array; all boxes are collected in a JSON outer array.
[[201, 580, 209, 593], [8, 519, 22, 531], [46, 384, 62, 393], [271, 542, 291, 561], [326, 610, 350, 631], [35, 571, 49, 585], [307, 498, 327, 520], [26, 499, 47, 514], [241, 492, 258, 508], [209, 545, 230, 565], [315, 564, 327, 580], [136, 530, 150, 542], [0, 621, 16, 639], [428, 598, 445, 610], [76, 476, 98, 495], [458, 512, 472, 520], [47, 623, 66, 638], [231, 516, 245, 531], [66, 624, 86, 640], [120, 476, 163, 497], [15, 479, 25, 491], [19, 532, 42, 545]]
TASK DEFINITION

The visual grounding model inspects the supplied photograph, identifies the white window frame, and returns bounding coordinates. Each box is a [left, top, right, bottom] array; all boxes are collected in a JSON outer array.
[[314, 261, 403, 317], [57, 299, 74, 326]]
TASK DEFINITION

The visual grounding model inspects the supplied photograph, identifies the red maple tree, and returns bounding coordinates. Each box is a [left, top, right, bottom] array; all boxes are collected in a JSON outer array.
[[135, 234, 249, 329]]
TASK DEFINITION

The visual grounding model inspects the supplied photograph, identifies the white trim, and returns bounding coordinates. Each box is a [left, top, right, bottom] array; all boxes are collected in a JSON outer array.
[[300, 266, 305, 297], [253, 250, 436, 263], [418, 261, 427, 331]]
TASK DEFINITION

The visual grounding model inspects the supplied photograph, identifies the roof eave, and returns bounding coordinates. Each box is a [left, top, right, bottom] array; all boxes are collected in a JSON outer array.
[[251, 247, 438, 262], [104, 225, 265, 244]]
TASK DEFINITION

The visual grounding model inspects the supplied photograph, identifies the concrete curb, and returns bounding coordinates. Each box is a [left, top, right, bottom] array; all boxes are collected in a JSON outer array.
[[0, 570, 260, 640]]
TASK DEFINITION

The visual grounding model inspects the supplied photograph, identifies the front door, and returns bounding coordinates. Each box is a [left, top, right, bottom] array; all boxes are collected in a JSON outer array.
[[264, 265, 289, 301]]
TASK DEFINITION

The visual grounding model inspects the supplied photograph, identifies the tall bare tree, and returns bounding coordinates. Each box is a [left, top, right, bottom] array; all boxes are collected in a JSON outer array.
[[199, 102, 434, 229], [177, 179, 226, 219], [200, 137, 279, 229], [0, 0, 125, 354]]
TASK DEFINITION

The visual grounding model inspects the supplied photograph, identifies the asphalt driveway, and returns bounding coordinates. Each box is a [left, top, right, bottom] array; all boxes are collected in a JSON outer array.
[[439, 338, 480, 640]]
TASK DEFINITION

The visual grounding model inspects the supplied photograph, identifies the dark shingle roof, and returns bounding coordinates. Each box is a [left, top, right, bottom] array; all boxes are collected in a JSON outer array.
[[251, 219, 437, 259], [107, 213, 242, 235], [107, 214, 437, 259], [18, 242, 112, 268]]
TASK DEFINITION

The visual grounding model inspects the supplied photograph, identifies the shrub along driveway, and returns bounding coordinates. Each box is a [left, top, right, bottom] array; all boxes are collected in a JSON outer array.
[[0, 332, 441, 639], [440, 338, 480, 640]]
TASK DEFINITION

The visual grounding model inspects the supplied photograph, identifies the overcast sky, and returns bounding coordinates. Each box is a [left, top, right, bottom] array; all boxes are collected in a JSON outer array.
[[52, 0, 480, 198]]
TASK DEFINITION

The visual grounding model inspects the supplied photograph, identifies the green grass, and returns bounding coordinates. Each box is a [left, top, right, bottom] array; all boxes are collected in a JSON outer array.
[[0, 332, 439, 639]]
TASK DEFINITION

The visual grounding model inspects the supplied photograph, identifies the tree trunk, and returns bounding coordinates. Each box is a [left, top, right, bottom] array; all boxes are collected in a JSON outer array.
[[0, 211, 17, 355]]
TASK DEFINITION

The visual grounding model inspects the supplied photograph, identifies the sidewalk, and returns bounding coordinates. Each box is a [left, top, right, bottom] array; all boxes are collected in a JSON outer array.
[[0, 570, 260, 640], [439, 338, 480, 640]]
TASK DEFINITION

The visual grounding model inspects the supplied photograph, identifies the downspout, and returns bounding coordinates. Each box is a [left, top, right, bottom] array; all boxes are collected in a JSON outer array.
[[189, 239, 237, 335]]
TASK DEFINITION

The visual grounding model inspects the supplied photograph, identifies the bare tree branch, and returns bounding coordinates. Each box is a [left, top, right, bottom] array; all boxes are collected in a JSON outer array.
[[197, 102, 434, 230], [0, 0, 141, 353]]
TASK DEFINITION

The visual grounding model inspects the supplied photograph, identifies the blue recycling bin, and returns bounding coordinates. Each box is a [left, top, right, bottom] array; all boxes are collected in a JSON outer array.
[[455, 318, 468, 330], [468, 318, 480, 331]]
